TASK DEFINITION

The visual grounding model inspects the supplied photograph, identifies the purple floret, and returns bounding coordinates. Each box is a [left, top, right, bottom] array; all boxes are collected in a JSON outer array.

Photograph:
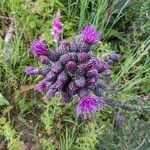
[[30, 40, 48, 56], [66, 61, 77, 73], [82, 25, 100, 45], [24, 66, 40, 75], [75, 76, 86, 87], [76, 96, 103, 119], [68, 82, 78, 95], [39, 56, 50, 64], [77, 52, 88, 62]]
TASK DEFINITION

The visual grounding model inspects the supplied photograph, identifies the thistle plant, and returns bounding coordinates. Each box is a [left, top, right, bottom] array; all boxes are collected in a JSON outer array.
[[24, 11, 120, 120]]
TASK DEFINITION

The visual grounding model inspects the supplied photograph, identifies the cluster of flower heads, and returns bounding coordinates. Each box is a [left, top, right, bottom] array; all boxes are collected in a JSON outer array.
[[25, 11, 120, 120]]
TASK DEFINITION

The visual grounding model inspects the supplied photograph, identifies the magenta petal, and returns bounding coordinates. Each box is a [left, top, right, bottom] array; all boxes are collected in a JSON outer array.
[[76, 96, 103, 119], [82, 25, 100, 45]]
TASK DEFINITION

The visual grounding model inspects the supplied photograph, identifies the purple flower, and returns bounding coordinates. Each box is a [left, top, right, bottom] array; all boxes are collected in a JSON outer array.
[[59, 54, 72, 64], [55, 71, 68, 89], [88, 58, 101, 69], [87, 77, 97, 85], [98, 62, 108, 73], [39, 56, 50, 64], [76, 96, 103, 119], [66, 61, 77, 73], [82, 25, 100, 45], [68, 82, 78, 95], [51, 62, 63, 74], [103, 70, 112, 78], [51, 10, 63, 43], [45, 87, 57, 99], [78, 89, 89, 98], [24, 66, 40, 75], [35, 80, 46, 92], [60, 40, 69, 48], [77, 52, 88, 62], [46, 71, 57, 82], [86, 69, 99, 78], [75, 76, 86, 87], [30, 40, 48, 56]]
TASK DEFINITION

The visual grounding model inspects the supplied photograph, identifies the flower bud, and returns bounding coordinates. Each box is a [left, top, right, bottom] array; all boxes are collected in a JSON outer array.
[[30, 40, 48, 56], [40, 67, 51, 76], [87, 77, 97, 85], [69, 41, 78, 52], [91, 84, 104, 97], [78, 89, 89, 98], [24, 66, 40, 75], [79, 42, 90, 52], [68, 81, 78, 95], [87, 58, 101, 69], [107, 59, 113, 65], [66, 61, 77, 73], [35, 79, 46, 92], [75, 76, 85, 87], [97, 62, 108, 73], [102, 70, 112, 78], [55, 71, 68, 89], [45, 87, 57, 99], [39, 56, 50, 64], [57, 40, 69, 54], [59, 54, 72, 64], [86, 69, 99, 78], [96, 82, 106, 89], [51, 62, 63, 74], [46, 71, 57, 82], [47, 51, 60, 62], [77, 52, 88, 63]]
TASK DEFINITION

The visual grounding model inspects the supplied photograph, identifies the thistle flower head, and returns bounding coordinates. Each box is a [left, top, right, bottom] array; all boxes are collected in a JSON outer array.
[[66, 61, 77, 73], [39, 56, 50, 64], [24, 66, 40, 75], [76, 96, 103, 119], [51, 10, 63, 43], [30, 40, 48, 56], [77, 52, 89, 62], [82, 25, 100, 45]]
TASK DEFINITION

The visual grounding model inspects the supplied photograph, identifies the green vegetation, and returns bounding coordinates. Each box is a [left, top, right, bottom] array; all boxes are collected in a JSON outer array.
[[0, 0, 150, 149]]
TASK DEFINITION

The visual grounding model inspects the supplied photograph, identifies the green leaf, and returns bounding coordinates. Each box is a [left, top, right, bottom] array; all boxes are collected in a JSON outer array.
[[0, 93, 10, 106]]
